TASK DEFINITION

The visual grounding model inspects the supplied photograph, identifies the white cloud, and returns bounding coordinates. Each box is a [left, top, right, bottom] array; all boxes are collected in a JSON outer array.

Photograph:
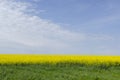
[[0, 0, 117, 54], [0, 0, 86, 53]]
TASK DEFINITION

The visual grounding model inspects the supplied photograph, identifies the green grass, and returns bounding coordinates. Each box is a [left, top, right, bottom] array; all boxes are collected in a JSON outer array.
[[0, 63, 120, 80]]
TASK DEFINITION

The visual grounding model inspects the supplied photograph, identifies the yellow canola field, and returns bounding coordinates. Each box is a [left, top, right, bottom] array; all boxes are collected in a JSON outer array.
[[0, 54, 120, 65]]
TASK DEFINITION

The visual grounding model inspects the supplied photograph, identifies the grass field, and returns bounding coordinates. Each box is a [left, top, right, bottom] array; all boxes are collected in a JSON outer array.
[[0, 55, 120, 80], [0, 64, 120, 80]]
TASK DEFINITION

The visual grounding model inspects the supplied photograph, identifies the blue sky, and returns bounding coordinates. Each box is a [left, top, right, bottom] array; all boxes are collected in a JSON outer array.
[[0, 0, 120, 55]]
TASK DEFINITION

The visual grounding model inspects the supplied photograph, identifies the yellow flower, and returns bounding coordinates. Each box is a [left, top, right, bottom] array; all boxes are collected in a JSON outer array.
[[0, 54, 119, 65]]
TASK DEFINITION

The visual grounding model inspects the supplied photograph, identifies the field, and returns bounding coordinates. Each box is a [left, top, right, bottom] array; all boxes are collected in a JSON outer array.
[[0, 55, 120, 80]]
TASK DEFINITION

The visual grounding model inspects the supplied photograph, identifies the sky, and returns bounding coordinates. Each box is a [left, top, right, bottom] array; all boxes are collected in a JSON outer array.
[[0, 0, 120, 55]]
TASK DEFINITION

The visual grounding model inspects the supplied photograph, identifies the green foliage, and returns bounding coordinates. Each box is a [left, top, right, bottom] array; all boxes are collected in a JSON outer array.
[[0, 63, 120, 80]]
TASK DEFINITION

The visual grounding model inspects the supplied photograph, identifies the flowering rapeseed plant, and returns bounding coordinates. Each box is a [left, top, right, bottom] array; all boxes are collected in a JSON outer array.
[[0, 54, 119, 66]]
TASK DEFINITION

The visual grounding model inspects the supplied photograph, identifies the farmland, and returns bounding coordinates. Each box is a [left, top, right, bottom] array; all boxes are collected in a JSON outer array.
[[0, 55, 120, 80]]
